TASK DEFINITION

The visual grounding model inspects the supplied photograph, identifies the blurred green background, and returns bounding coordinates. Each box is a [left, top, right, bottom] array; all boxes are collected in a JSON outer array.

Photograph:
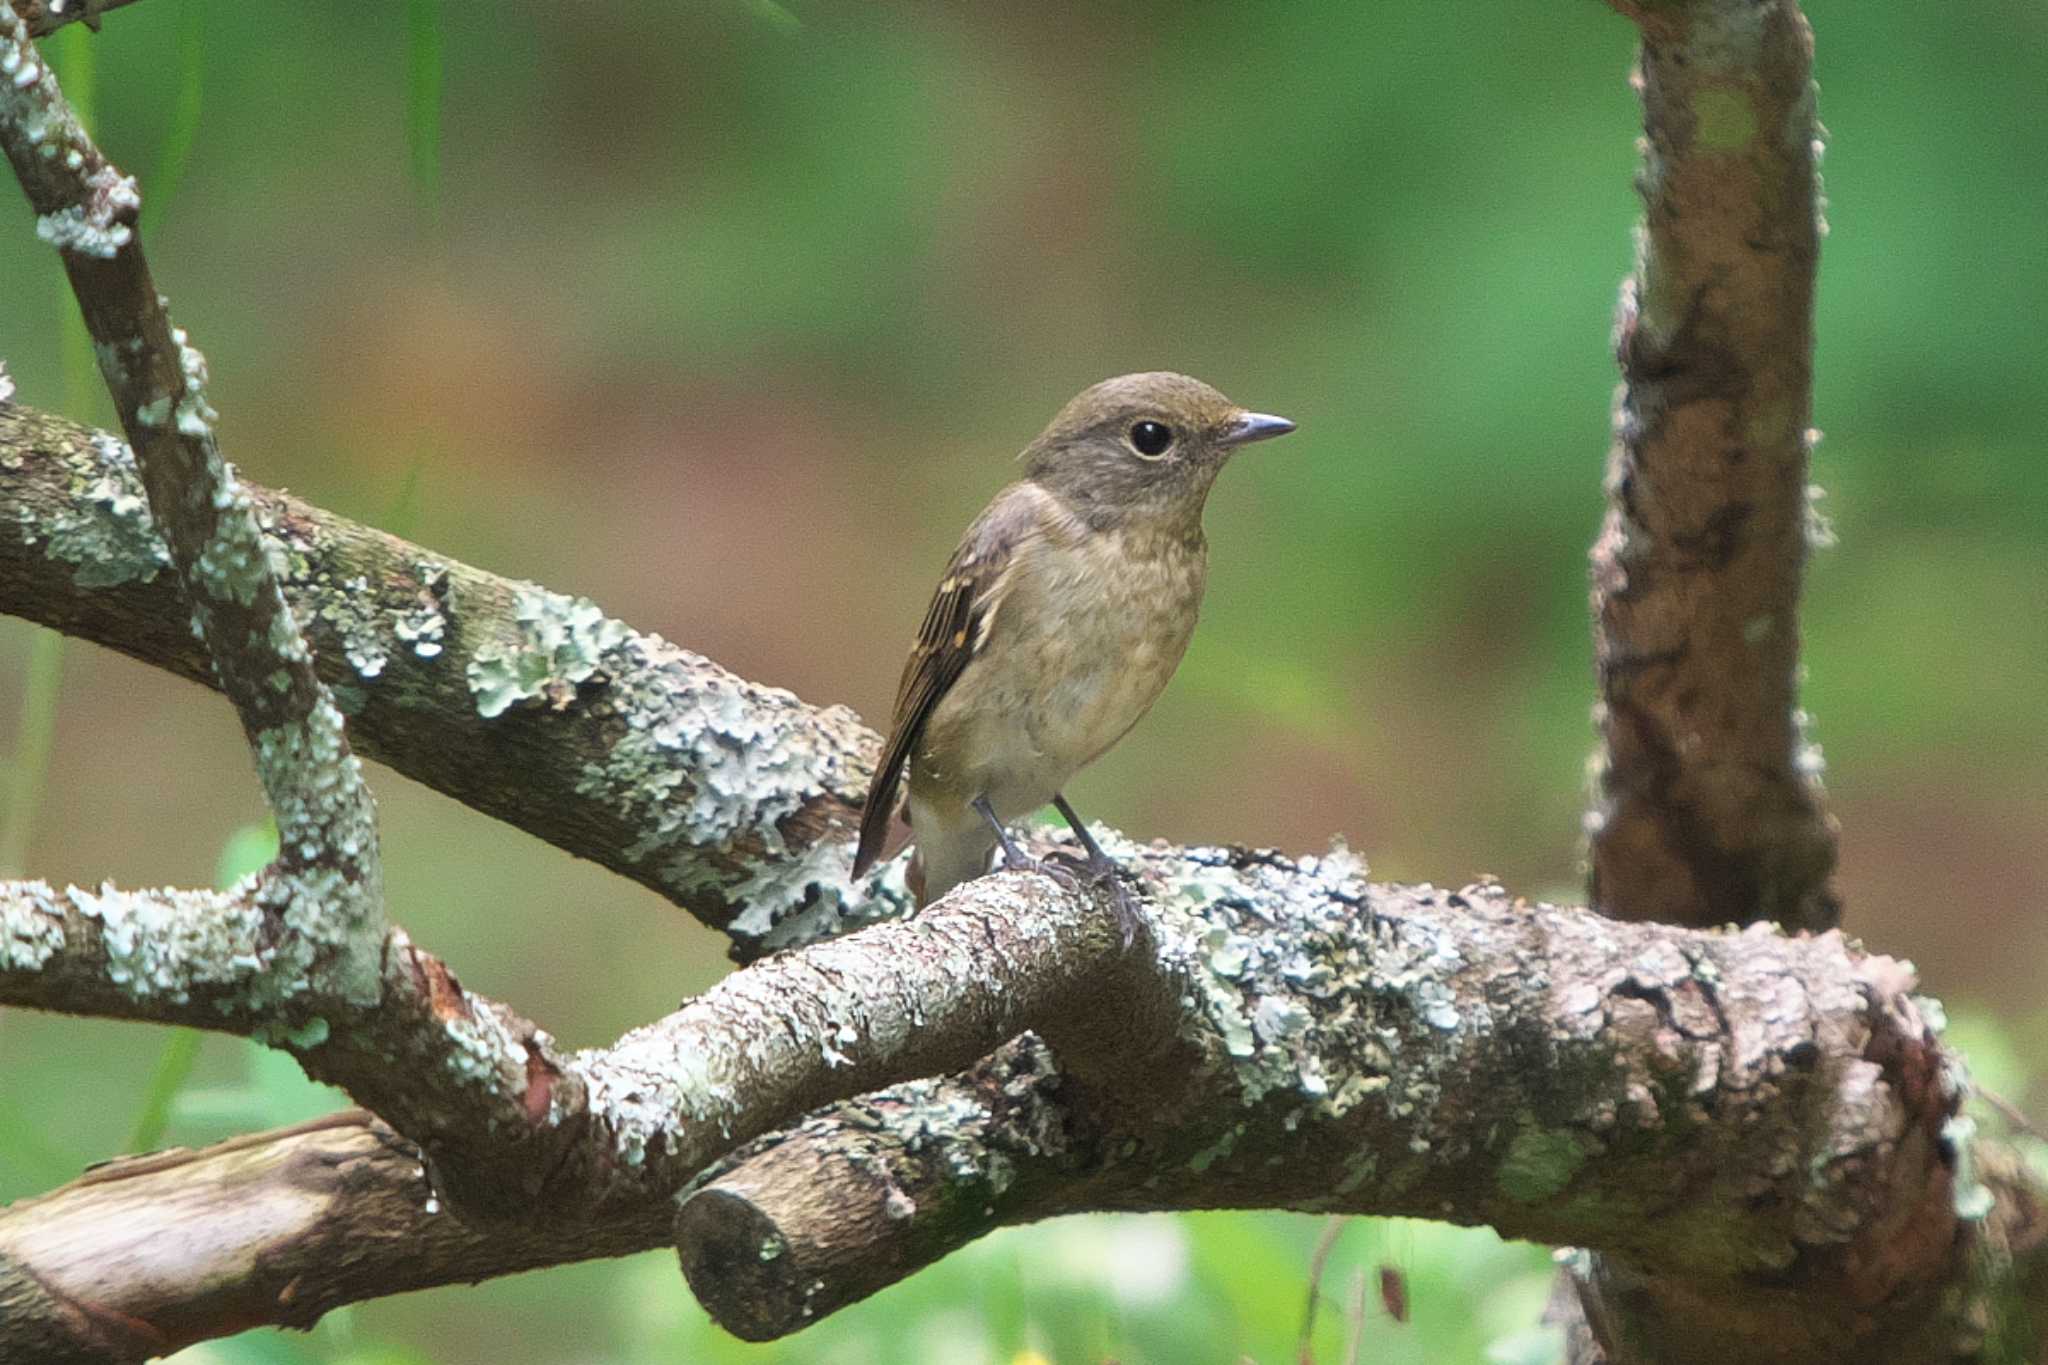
[[3, 0, 2044, 1361]]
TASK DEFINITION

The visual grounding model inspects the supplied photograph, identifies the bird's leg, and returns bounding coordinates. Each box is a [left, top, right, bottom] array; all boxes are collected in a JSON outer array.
[[968, 796, 1143, 948], [972, 795, 1048, 875], [1050, 794, 1144, 948]]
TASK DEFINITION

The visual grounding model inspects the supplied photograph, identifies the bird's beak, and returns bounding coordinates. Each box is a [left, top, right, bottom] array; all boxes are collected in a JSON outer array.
[[1219, 411, 1297, 448]]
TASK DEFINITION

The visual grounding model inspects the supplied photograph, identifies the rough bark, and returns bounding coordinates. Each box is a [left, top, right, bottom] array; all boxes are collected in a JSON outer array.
[[3, 865, 1125, 1230], [7, 845, 2040, 1360], [0, 1112, 664, 1364], [0, 402, 895, 961], [1570, 0, 1852, 1356], [1588, 0, 1839, 935], [2, 2, 386, 1005]]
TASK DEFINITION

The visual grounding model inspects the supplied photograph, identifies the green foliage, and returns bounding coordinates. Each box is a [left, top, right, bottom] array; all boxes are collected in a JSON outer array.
[[137, 0, 204, 240], [405, 0, 441, 223], [610, 1212, 1555, 1365]]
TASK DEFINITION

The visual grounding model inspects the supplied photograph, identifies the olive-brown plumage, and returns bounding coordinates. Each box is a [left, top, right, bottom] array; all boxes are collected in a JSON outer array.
[[854, 372, 1294, 937]]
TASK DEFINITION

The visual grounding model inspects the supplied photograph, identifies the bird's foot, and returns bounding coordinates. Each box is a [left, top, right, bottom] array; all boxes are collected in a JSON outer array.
[[1047, 849, 1146, 950], [974, 795, 1145, 949]]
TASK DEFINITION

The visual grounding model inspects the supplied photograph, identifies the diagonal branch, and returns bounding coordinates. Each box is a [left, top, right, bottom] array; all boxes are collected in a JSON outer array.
[[1, 861, 1124, 1224], [1588, 0, 1839, 935], [0, 402, 896, 960], [7, 836, 2039, 1362], [2, 6, 383, 998]]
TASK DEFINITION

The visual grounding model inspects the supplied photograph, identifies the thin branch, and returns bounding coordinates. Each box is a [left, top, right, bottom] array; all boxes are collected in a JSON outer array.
[[12, 0, 148, 39], [1588, 0, 1838, 934], [0, 876, 590, 1224], [0, 402, 897, 960], [1, 7, 384, 998]]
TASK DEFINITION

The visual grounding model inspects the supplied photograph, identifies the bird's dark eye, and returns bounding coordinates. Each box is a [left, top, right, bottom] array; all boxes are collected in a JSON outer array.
[[1128, 420, 1174, 457]]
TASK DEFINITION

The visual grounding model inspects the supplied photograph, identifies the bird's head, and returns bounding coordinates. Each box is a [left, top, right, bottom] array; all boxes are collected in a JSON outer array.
[[1021, 372, 1294, 531]]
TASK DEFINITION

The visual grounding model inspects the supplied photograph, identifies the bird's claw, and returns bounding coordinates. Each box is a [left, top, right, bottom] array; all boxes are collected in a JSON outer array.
[[1045, 850, 1145, 950]]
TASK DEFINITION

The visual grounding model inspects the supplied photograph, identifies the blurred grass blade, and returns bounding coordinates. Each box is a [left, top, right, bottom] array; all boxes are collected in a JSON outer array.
[[740, 0, 802, 33], [382, 455, 431, 541], [406, 0, 444, 223], [125, 1029, 204, 1154], [0, 629, 64, 877], [140, 0, 206, 239]]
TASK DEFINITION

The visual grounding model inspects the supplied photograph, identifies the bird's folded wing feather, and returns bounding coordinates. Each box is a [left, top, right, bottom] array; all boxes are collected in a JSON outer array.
[[853, 485, 1036, 877]]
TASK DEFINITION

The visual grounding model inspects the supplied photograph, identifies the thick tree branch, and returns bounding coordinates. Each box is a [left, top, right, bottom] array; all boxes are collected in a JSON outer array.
[[1, 864, 1126, 1226], [0, 402, 894, 959], [673, 1036, 1094, 1340], [8, 838, 2039, 1360], [1575, 0, 1848, 1354], [1588, 0, 1839, 935], [2, 7, 385, 999]]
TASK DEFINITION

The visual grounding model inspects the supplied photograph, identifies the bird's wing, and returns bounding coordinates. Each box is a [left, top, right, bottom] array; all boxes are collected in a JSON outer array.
[[853, 486, 1037, 877]]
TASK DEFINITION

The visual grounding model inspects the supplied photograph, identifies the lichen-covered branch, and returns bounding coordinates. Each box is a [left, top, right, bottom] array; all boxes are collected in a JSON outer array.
[[0, 860, 1122, 1226], [2, 9, 384, 998], [8, 840, 2036, 1362], [12, 0, 147, 38], [0, 402, 895, 959], [0, 876, 587, 1225], [0, 1111, 667, 1365], [673, 1035, 1095, 1340], [1588, 0, 1839, 934]]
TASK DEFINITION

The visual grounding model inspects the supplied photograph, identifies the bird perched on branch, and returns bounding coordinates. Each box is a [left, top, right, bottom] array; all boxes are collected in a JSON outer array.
[[853, 371, 1295, 942]]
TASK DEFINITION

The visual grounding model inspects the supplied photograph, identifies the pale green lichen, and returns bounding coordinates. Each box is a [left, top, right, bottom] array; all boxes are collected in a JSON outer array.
[[467, 586, 628, 718], [248, 696, 384, 1006], [426, 997, 535, 1096], [596, 1025, 748, 1174], [1, 883, 67, 970], [169, 327, 218, 437], [334, 577, 390, 678], [16, 428, 172, 588], [1188, 1122, 1244, 1173], [192, 466, 284, 607], [1499, 1120, 1592, 1203], [1145, 838, 1444, 1134], [251, 1014, 331, 1050], [1804, 478, 1837, 551], [566, 627, 883, 948], [394, 564, 449, 659], [36, 201, 131, 257], [1945, 1115, 1996, 1221], [65, 882, 269, 1004]]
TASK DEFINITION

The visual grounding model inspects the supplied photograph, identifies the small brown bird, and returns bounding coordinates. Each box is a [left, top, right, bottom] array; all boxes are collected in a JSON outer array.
[[852, 371, 1295, 940]]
